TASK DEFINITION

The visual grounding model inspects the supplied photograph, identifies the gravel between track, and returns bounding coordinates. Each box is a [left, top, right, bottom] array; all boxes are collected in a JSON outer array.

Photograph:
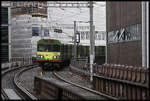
[[55, 68, 93, 89]]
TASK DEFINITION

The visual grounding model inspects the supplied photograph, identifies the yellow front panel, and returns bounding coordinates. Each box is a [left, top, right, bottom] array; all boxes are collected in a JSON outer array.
[[37, 52, 60, 60]]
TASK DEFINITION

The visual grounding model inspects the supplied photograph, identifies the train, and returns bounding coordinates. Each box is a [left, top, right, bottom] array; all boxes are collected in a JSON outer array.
[[36, 39, 105, 70]]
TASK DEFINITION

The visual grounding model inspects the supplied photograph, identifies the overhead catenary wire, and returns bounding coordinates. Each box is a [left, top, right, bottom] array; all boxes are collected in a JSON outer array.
[[39, 1, 105, 39], [48, 8, 89, 24], [46, 1, 105, 30]]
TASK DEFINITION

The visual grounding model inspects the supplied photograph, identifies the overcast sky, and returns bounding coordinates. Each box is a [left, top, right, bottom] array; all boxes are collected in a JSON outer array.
[[47, 2, 106, 31]]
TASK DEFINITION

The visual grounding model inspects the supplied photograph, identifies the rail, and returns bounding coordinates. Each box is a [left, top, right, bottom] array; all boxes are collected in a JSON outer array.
[[13, 65, 38, 100], [1, 64, 38, 100]]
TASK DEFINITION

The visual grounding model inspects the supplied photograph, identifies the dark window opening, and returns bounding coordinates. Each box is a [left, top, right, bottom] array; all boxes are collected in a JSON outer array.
[[38, 44, 60, 52]]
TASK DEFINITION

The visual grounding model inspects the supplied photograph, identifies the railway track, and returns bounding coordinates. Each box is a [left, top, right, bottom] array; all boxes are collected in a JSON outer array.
[[1, 65, 38, 100], [52, 68, 119, 100], [1, 64, 125, 100]]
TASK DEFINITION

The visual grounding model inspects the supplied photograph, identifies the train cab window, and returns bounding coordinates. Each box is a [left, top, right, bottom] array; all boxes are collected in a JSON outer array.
[[38, 44, 60, 52], [52, 45, 60, 52], [38, 45, 47, 52]]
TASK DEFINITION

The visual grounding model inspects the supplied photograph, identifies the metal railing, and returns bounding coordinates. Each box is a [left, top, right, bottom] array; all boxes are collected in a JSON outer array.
[[10, 57, 33, 67], [92, 63, 149, 100], [70, 61, 149, 100], [70, 57, 91, 82], [34, 76, 108, 100]]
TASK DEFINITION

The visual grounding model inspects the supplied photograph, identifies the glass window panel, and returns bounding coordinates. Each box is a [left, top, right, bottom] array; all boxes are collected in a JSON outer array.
[[1, 45, 9, 62], [1, 7, 8, 24], [1, 26, 8, 43], [81, 32, 84, 39], [86, 31, 89, 39], [102, 33, 104, 40]]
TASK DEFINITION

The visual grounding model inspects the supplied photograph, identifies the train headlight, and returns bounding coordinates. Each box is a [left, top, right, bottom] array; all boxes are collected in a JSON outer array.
[[41, 55, 44, 58], [53, 56, 57, 59]]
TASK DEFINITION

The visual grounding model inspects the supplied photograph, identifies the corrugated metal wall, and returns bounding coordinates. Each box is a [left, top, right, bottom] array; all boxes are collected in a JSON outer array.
[[106, 1, 141, 32], [107, 41, 142, 66], [106, 2, 142, 66]]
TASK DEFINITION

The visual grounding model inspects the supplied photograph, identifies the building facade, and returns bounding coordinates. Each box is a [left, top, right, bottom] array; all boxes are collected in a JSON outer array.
[[106, 1, 149, 67], [1, 1, 11, 63], [10, 1, 47, 64]]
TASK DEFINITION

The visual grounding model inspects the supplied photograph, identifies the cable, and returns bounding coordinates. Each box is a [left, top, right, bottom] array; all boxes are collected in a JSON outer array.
[[48, 7, 89, 24], [47, 2, 106, 38]]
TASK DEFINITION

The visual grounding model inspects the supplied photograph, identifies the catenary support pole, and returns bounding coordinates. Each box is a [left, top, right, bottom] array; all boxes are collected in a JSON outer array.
[[142, 2, 149, 68], [74, 21, 77, 60], [146, 2, 149, 68], [89, 1, 95, 82], [8, 6, 11, 68]]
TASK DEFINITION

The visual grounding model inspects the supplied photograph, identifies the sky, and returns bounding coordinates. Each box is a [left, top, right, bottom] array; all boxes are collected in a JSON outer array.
[[47, 1, 106, 31]]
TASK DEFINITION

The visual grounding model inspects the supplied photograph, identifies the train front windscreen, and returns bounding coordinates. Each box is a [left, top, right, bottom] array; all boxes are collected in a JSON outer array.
[[37, 44, 60, 52]]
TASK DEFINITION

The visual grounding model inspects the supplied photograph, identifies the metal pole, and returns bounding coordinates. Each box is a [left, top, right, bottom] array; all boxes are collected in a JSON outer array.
[[8, 6, 11, 68], [41, 25, 43, 39], [142, 2, 147, 67], [142, 2, 145, 67], [74, 21, 77, 60], [77, 43, 78, 58], [89, 1, 94, 82], [146, 2, 149, 68], [105, 32, 108, 64]]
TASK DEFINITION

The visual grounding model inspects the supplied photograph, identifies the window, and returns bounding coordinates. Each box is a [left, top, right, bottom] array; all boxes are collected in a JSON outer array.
[[54, 29, 62, 33], [1, 26, 8, 43], [32, 27, 40, 36], [1, 7, 8, 24], [44, 28, 49, 36], [13, 2, 17, 6], [86, 31, 89, 39], [38, 45, 60, 52], [81, 32, 85, 39], [1, 45, 9, 62], [95, 33, 98, 40]]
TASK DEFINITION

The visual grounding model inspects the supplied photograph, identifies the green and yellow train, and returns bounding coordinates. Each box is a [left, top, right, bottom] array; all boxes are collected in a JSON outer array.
[[36, 39, 105, 70], [36, 39, 62, 70]]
